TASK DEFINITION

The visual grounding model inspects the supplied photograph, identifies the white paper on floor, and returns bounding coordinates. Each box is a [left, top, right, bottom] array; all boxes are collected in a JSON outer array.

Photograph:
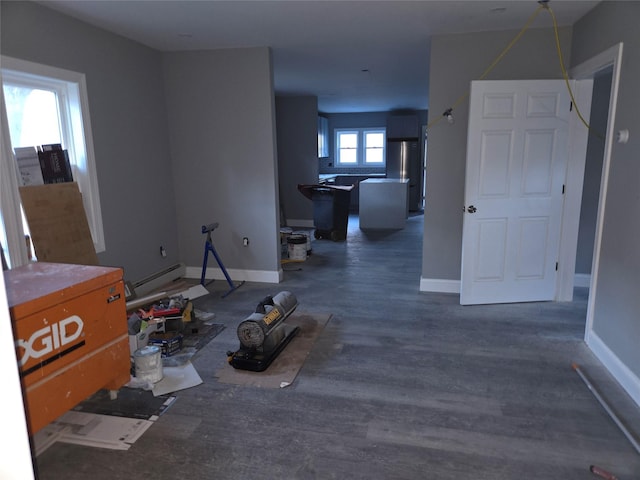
[[34, 411, 154, 454], [177, 284, 210, 300], [33, 423, 70, 456], [152, 362, 203, 397]]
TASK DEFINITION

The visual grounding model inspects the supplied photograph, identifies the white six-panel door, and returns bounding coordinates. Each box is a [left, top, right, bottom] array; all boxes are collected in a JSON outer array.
[[460, 80, 570, 305]]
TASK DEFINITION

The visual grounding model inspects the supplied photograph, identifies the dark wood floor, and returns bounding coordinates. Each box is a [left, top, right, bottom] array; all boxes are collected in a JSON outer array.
[[36, 214, 640, 479]]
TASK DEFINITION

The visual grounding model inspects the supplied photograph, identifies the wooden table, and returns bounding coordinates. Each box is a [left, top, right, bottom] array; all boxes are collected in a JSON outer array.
[[5, 262, 130, 434]]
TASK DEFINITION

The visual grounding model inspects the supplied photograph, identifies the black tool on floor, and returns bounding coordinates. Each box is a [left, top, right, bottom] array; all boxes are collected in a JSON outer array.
[[227, 291, 299, 372], [200, 222, 245, 298]]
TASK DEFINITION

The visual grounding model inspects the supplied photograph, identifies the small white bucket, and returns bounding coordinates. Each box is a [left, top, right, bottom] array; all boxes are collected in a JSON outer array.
[[293, 230, 312, 255], [287, 234, 307, 261], [134, 345, 163, 383]]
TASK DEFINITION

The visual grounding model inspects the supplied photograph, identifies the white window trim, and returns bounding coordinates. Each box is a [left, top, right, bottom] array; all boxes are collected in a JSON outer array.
[[1, 56, 105, 265], [335, 127, 386, 166], [0, 94, 28, 266]]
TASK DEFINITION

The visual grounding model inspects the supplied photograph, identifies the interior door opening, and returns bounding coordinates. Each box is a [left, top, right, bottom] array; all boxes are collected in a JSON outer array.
[[568, 44, 623, 345]]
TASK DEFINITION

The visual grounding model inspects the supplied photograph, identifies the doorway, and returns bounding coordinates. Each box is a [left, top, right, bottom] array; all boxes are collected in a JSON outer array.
[[568, 44, 623, 345]]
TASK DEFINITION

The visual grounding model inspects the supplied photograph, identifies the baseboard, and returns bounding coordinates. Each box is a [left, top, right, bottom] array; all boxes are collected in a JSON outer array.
[[586, 330, 640, 409], [574, 273, 591, 288], [286, 219, 314, 229], [132, 262, 186, 296], [185, 266, 281, 284], [420, 277, 460, 293]]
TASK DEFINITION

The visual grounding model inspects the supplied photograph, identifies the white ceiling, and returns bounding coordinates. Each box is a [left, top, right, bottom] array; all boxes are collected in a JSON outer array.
[[38, 0, 599, 113]]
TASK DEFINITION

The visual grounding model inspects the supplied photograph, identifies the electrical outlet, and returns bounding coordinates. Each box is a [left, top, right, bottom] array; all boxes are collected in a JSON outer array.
[[160, 246, 167, 257], [242, 237, 249, 247]]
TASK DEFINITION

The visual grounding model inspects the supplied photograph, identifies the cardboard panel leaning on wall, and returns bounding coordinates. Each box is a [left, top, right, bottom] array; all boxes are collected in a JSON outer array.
[[422, 26, 572, 284], [162, 47, 281, 280], [20, 183, 99, 266]]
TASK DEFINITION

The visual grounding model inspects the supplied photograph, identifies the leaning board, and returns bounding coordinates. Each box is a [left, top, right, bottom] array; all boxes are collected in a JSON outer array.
[[19, 182, 99, 265]]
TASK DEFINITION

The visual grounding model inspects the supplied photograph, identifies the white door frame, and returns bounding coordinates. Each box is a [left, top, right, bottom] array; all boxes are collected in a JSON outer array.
[[566, 44, 623, 341]]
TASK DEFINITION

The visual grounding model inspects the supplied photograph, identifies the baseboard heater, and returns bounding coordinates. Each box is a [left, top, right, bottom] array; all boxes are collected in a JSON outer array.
[[132, 262, 186, 297]]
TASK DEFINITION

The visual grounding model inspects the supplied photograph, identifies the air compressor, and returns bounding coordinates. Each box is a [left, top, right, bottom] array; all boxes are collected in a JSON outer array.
[[227, 291, 299, 372]]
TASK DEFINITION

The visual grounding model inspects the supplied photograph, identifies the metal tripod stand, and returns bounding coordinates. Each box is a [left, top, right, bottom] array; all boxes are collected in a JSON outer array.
[[200, 222, 245, 298]]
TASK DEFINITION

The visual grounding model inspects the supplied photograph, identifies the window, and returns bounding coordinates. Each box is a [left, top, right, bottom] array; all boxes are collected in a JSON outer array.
[[0, 56, 104, 267], [335, 128, 386, 166]]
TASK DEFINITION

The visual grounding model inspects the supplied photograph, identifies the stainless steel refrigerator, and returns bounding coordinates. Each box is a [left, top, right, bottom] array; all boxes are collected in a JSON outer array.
[[386, 139, 422, 211]]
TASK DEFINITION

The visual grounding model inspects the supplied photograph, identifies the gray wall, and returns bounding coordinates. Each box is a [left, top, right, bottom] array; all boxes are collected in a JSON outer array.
[[422, 26, 572, 281], [275, 96, 318, 226], [571, 1, 640, 380], [1, 2, 281, 283], [575, 71, 612, 275], [163, 48, 280, 275], [0, 1, 179, 282]]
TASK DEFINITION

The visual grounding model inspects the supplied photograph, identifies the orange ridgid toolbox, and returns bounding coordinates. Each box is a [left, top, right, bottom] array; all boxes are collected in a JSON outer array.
[[5, 262, 131, 435]]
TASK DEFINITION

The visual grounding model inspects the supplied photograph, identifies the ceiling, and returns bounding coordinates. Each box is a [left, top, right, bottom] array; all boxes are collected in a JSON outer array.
[[38, 0, 599, 113]]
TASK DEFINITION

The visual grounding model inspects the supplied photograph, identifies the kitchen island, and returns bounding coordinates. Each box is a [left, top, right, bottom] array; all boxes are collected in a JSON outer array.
[[359, 178, 409, 229]]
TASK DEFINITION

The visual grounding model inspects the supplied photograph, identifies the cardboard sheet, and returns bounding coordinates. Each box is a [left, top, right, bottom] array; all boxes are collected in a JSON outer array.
[[19, 182, 98, 265], [215, 312, 332, 389]]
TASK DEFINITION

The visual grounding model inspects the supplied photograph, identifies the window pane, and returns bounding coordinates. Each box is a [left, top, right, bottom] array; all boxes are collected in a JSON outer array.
[[365, 131, 385, 163], [340, 149, 357, 163], [3, 85, 61, 148], [366, 149, 384, 163], [339, 132, 358, 148], [365, 132, 384, 148]]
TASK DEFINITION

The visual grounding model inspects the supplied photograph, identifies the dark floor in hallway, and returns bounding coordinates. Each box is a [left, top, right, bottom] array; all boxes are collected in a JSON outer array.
[[36, 214, 640, 479]]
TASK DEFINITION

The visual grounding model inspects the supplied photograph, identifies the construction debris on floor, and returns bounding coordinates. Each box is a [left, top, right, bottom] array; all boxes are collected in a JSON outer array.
[[34, 410, 155, 454], [126, 291, 220, 392]]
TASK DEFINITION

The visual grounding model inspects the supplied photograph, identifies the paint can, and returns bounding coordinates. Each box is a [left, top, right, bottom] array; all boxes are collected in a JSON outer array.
[[133, 345, 163, 383], [287, 234, 307, 261], [293, 230, 312, 255]]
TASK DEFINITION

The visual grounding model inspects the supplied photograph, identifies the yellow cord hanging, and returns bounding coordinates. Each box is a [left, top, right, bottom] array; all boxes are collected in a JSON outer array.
[[427, 2, 596, 137], [426, 4, 545, 130], [545, 4, 601, 138]]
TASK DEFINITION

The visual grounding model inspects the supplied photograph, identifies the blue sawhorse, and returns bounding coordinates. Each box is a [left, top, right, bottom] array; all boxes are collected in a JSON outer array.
[[200, 222, 245, 298]]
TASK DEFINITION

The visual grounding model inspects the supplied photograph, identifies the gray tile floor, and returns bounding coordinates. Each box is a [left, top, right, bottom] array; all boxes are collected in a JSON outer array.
[[36, 214, 640, 479]]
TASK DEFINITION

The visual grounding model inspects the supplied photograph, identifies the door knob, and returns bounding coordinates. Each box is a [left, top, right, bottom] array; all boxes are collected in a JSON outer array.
[[467, 205, 477, 213]]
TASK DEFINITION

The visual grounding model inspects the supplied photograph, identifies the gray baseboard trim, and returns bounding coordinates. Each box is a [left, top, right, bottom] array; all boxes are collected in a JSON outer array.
[[574, 273, 591, 288], [420, 277, 460, 293], [185, 266, 282, 284], [586, 330, 640, 409]]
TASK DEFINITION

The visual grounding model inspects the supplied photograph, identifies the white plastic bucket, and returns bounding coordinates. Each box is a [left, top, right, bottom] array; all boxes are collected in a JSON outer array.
[[287, 234, 307, 261], [134, 345, 163, 383], [293, 230, 312, 255]]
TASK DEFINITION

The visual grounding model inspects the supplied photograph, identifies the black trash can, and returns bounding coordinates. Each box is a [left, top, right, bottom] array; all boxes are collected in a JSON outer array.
[[298, 184, 354, 241]]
